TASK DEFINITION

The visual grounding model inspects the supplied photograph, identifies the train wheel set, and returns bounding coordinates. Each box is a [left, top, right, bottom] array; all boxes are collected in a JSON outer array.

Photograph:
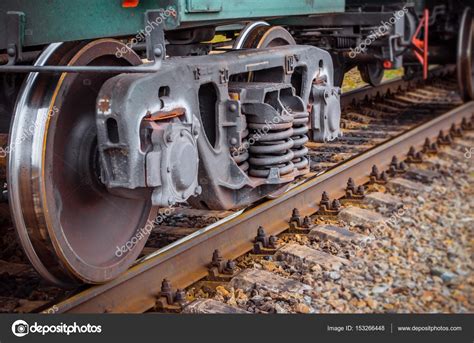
[[0, 0, 473, 287]]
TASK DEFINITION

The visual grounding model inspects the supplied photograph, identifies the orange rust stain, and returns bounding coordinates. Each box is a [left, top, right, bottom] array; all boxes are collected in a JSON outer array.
[[144, 107, 186, 121]]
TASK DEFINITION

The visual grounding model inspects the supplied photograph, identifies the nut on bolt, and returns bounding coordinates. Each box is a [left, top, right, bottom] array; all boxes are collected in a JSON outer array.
[[7, 47, 16, 57], [320, 191, 331, 210], [253, 226, 277, 254], [346, 178, 356, 194], [290, 208, 303, 226], [155, 279, 186, 311], [207, 249, 237, 281], [228, 103, 238, 112], [302, 216, 312, 228], [154, 47, 163, 58], [331, 199, 341, 212], [194, 186, 202, 196], [407, 146, 422, 163]]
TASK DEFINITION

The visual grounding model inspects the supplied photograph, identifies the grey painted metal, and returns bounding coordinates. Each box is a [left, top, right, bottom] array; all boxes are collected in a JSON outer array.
[[96, 44, 337, 210]]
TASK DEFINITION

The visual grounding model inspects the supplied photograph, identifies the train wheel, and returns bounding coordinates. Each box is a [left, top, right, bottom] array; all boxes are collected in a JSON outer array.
[[358, 61, 384, 87], [233, 22, 270, 49], [233, 24, 296, 49], [457, 7, 474, 101], [331, 53, 346, 88], [8, 40, 154, 286]]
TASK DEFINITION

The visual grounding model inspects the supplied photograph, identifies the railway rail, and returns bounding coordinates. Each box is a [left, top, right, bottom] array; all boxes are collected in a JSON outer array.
[[10, 67, 467, 314]]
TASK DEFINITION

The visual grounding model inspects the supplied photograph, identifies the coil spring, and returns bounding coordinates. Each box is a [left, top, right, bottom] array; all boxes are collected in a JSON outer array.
[[336, 36, 353, 49], [247, 115, 295, 179], [291, 110, 309, 174], [232, 116, 250, 173]]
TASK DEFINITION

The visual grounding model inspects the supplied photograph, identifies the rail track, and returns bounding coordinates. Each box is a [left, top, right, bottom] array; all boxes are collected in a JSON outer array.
[[0, 66, 472, 313]]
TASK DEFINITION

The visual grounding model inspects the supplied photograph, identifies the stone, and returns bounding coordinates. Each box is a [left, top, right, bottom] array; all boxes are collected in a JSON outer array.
[[294, 303, 311, 314], [275, 303, 289, 314], [421, 291, 434, 302], [406, 168, 440, 184], [431, 268, 456, 283], [365, 192, 403, 210], [250, 295, 264, 306], [386, 177, 430, 194], [338, 206, 386, 228], [438, 149, 465, 161], [308, 225, 369, 244], [182, 299, 249, 314], [424, 156, 451, 169], [215, 285, 230, 298], [366, 298, 378, 310], [0, 260, 31, 276], [277, 243, 349, 269], [229, 269, 312, 294], [371, 284, 390, 295], [261, 260, 278, 272], [0, 297, 19, 313]]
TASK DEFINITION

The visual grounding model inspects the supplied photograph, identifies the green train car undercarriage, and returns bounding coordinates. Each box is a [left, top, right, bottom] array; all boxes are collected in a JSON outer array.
[[0, 0, 472, 286]]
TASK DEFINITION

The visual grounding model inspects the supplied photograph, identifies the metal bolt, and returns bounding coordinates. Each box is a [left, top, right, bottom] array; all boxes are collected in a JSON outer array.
[[230, 137, 238, 145], [194, 186, 202, 196], [371, 165, 379, 178], [269, 236, 277, 248], [161, 279, 172, 293], [229, 103, 238, 112], [175, 289, 186, 303], [423, 138, 431, 149], [257, 226, 266, 238], [321, 191, 329, 202], [331, 199, 341, 211], [7, 47, 15, 57], [226, 260, 236, 271], [292, 208, 300, 218], [154, 47, 163, 58], [302, 216, 312, 228], [388, 165, 397, 176], [212, 249, 222, 265], [346, 178, 356, 192]]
